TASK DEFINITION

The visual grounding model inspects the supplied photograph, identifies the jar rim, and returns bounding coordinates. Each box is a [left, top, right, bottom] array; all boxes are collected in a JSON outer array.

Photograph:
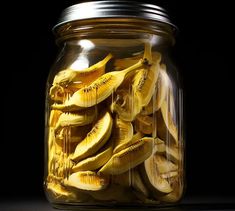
[[53, 0, 177, 32]]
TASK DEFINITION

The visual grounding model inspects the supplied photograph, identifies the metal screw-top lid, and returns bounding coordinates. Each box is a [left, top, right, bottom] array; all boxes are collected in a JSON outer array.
[[54, 1, 176, 30]]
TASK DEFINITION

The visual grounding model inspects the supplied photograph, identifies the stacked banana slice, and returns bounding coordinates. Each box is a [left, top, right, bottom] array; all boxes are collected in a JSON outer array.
[[45, 42, 183, 204]]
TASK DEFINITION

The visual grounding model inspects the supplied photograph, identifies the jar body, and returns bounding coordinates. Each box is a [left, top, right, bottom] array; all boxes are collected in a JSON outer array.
[[44, 22, 184, 208]]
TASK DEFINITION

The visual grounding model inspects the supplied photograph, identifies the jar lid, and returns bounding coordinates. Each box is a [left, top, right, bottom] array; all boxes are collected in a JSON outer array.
[[53, 1, 176, 30]]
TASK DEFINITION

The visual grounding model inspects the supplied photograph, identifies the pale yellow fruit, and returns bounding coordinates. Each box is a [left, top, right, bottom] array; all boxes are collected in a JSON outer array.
[[72, 142, 113, 172], [65, 171, 109, 191], [99, 137, 153, 175], [112, 118, 133, 154], [71, 111, 113, 162]]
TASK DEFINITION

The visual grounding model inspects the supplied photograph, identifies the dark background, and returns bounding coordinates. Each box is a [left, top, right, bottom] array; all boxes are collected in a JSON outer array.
[[2, 0, 235, 202]]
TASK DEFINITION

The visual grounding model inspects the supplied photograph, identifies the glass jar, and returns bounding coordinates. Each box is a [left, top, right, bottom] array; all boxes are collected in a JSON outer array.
[[44, 1, 185, 209]]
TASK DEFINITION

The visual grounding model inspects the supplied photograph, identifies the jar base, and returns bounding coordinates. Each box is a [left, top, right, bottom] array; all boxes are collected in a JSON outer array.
[[52, 201, 180, 210]]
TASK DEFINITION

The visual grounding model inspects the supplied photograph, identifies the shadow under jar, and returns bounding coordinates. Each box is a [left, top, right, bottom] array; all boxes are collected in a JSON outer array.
[[44, 1, 185, 209]]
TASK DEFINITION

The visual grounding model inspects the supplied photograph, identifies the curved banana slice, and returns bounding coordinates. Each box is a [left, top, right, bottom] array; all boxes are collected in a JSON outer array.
[[112, 118, 133, 154], [157, 100, 178, 145], [113, 131, 143, 154], [141, 64, 168, 115], [135, 114, 153, 134], [132, 43, 161, 112], [153, 154, 178, 174], [54, 107, 96, 133], [72, 143, 113, 172], [140, 155, 173, 196], [71, 111, 113, 162], [65, 171, 109, 191], [133, 61, 160, 111], [99, 137, 153, 175], [52, 59, 145, 110], [53, 53, 113, 89]]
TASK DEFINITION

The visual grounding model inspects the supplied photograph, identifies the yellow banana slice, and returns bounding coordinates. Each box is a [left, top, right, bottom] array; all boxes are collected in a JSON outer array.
[[72, 142, 113, 172], [113, 131, 143, 154], [141, 154, 173, 196], [99, 137, 153, 175], [112, 118, 133, 154], [52, 59, 146, 111], [71, 111, 113, 162], [54, 107, 96, 133], [157, 100, 178, 145], [53, 54, 113, 90], [65, 171, 109, 191], [153, 154, 178, 174], [141, 64, 168, 115]]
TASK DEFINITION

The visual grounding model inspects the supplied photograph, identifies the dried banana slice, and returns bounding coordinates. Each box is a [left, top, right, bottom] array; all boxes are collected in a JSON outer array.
[[71, 111, 113, 162], [141, 64, 168, 115], [112, 118, 133, 154], [114, 131, 143, 154], [53, 53, 113, 89], [52, 59, 146, 111], [132, 45, 161, 111], [99, 137, 153, 175], [72, 142, 113, 172], [54, 107, 96, 133], [153, 154, 178, 175], [157, 100, 178, 145], [65, 171, 109, 191], [140, 155, 173, 197]]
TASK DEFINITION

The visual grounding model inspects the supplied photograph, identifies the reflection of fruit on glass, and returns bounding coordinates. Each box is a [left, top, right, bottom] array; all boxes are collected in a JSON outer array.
[[46, 41, 182, 204]]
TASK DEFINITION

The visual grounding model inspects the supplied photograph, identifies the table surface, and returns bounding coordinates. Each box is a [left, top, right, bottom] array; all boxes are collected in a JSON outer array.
[[1, 197, 235, 211]]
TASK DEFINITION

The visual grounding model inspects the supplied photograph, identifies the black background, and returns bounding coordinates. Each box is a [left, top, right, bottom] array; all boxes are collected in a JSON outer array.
[[2, 0, 235, 202]]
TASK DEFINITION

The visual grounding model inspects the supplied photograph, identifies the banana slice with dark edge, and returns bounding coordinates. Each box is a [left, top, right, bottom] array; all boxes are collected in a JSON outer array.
[[112, 117, 133, 154], [72, 142, 113, 172], [99, 137, 153, 175], [71, 111, 113, 162], [113, 131, 143, 154]]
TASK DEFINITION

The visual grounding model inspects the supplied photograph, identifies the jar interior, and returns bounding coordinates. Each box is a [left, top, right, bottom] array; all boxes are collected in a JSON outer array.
[[44, 34, 184, 207]]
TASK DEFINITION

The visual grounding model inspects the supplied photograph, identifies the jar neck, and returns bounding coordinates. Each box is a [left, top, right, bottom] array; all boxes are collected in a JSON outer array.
[[54, 18, 176, 47]]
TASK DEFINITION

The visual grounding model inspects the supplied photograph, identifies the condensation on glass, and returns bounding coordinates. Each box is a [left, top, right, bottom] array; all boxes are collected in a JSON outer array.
[[44, 1, 185, 209]]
